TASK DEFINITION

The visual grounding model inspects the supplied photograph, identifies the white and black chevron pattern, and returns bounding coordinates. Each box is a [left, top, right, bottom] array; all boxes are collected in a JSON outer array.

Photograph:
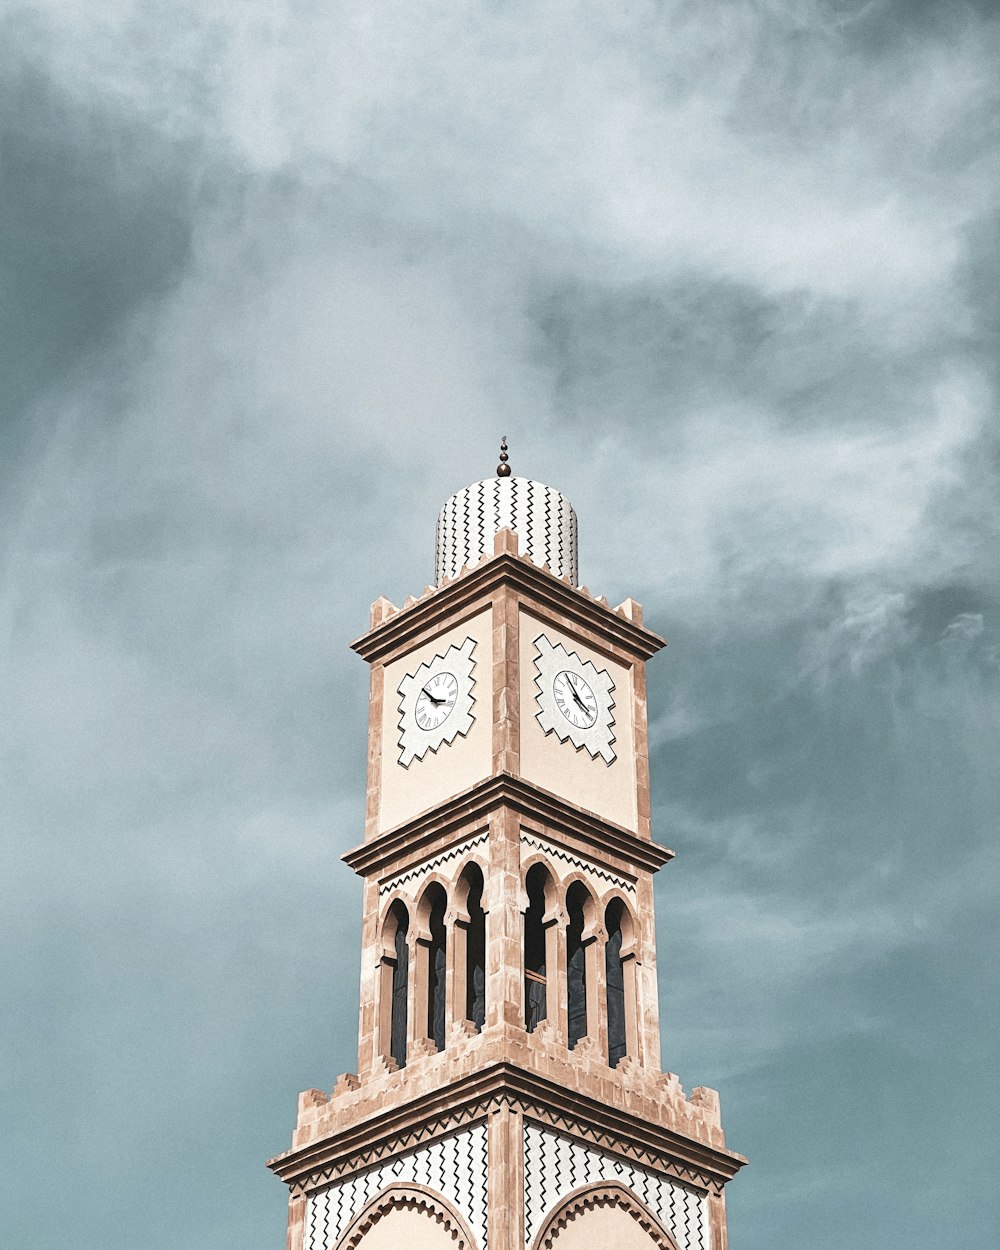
[[522, 1122, 708, 1250], [305, 1122, 489, 1250], [435, 477, 579, 586]]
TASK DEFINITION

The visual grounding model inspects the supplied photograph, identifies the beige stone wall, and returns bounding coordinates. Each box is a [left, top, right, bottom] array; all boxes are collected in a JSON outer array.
[[518, 612, 637, 832], [379, 609, 493, 832]]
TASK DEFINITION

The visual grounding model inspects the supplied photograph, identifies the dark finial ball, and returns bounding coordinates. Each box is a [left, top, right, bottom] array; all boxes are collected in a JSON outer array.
[[497, 463, 512, 477]]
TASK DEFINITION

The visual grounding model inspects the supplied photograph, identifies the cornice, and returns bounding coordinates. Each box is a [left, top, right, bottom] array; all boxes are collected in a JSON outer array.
[[350, 552, 667, 666], [267, 1063, 746, 1195], [342, 774, 674, 878]]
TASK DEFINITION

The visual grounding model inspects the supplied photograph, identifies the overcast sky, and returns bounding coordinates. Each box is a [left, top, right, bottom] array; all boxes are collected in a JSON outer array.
[[2, 2, 999, 1247]]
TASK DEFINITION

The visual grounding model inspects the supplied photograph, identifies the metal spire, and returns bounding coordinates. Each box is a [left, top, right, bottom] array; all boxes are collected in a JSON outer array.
[[497, 435, 511, 478]]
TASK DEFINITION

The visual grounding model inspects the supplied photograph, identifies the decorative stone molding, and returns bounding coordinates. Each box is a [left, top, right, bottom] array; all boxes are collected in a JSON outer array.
[[379, 833, 490, 899], [519, 834, 636, 901], [532, 1182, 679, 1250]]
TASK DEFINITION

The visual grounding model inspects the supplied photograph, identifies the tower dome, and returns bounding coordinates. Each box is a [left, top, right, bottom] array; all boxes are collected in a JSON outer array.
[[434, 474, 579, 586]]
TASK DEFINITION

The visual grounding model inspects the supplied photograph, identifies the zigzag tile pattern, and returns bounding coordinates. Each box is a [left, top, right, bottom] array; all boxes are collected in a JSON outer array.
[[306, 1123, 489, 1250], [523, 1123, 707, 1250], [435, 477, 578, 586]]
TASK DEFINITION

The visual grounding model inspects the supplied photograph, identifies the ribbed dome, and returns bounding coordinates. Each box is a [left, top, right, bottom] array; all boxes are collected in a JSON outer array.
[[434, 476, 578, 586]]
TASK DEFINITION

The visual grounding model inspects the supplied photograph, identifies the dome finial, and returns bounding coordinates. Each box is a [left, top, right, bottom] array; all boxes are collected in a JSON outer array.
[[497, 434, 511, 478]]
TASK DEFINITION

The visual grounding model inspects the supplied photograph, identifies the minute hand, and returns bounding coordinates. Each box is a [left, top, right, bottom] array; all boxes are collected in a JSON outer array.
[[421, 686, 445, 706], [568, 677, 589, 712]]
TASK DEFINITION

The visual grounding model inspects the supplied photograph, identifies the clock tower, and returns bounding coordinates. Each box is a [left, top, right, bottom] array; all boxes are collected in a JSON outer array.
[[268, 452, 745, 1250]]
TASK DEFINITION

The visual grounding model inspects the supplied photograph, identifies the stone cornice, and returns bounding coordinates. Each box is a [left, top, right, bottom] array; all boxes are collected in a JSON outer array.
[[267, 1063, 746, 1196], [342, 773, 674, 878], [350, 551, 667, 666]]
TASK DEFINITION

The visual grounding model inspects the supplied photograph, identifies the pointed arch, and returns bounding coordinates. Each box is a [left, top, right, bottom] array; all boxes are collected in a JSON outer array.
[[378, 901, 409, 1069], [415, 880, 448, 1051], [531, 1182, 679, 1250], [455, 860, 487, 1030], [337, 1183, 479, 1250], [566, 879, 597, 1050], [605, 897, 637, 1067], [523, 861, 557, 1032]]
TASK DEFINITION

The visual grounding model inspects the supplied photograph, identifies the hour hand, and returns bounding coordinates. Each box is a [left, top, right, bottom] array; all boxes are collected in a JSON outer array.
[[421, 686, 445, 705], [568, 678, 589, 711]]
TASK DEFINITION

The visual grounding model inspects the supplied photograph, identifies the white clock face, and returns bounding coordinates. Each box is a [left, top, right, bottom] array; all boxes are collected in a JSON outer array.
[[396, 635, 478, 768], [415, 672, 459, 730], [553, 670, 598, 729], [533, 633, 617, 765]]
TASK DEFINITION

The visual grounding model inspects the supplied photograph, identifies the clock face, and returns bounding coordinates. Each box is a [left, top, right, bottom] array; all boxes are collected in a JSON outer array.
[[396, 635, 477, 768], [415, 672, 459, 730], [533, 633, 617, 765], [553, 670, 598, 729]]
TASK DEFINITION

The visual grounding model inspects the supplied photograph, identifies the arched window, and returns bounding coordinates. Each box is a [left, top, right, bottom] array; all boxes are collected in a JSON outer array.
[[566, 882, 589, 1050], [463, 865, 487, 1030], [524, 863, 551, 1031], [605, 900, 627, 1067], [423, 883, 448, 1051], [386, 902, 409, 1069]]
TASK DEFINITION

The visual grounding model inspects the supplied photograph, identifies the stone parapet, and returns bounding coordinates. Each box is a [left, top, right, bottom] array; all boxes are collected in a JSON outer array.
[[284, 1022, 730, 1159]]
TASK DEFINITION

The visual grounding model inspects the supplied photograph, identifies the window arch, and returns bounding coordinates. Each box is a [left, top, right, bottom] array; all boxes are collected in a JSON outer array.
[[458, 863, 487, 1030], [379, 901, 409, 1069], [523, 863, 553, 1032], [566, 881, 590, 1050], [421, 882, 448, 1051], [604, 899, 633, 1067]]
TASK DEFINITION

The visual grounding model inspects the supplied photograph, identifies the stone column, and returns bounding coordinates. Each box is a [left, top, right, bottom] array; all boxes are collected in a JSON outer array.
[[488, 806, 524, 1029], [544, 908, 568, 1047], [487, 1100, 524, 1250], [356, 877, 381, 1074], [286, 1193, 306, 1250]]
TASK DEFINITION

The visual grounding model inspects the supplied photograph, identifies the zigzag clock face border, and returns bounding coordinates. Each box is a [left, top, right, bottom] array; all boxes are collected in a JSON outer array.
[[396, 635, 477, 768], [532, 633, 616, 765]]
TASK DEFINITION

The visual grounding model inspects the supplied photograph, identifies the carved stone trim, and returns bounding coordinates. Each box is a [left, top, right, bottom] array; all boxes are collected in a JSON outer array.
[[291, 1105, 491, 1197], [343, 776, 673, 878], [336, 1183, 479, 1250], [351, 551, 666, 666], [531, 1182, 679, 1250], [274, 1065, 741, 1198], [379, 833, 490, 898], [520, 834, 636, 900], [518, 1108, 716, 1194]]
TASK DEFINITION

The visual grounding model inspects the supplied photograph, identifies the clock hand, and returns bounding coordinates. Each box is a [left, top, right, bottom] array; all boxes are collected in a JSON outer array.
[[421, 686, 446, 706], [568, 677, 589, 712]]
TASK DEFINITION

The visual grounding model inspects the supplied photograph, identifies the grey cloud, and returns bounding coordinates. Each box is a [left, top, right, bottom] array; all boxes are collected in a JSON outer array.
[[3, 3, 999, 1248]]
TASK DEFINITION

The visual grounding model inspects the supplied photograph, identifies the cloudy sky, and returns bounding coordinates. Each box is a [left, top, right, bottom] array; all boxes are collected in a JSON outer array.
[[2, 1, 998, 1246]]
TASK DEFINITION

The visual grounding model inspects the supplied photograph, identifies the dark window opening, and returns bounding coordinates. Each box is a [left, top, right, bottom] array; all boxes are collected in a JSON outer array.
[[465, 868, 487, 1030], [567, 884, 588, 1049], [390, 905, 409, 1069], [606, 902, 626, 1067], [524, 864, 549, 1031], [425, 885, 447, 1051]]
